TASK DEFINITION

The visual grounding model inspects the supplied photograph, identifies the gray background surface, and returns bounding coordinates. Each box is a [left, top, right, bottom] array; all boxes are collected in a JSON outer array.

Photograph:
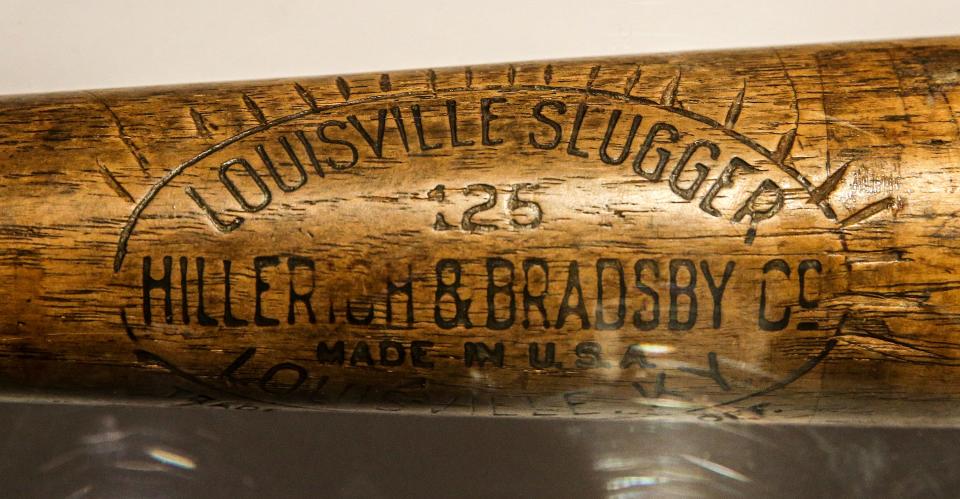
[[0, 405, 957, 497], [1, 1, 959, 497]]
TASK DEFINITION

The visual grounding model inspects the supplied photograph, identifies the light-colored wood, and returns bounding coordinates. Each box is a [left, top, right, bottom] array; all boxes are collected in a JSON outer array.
[[2, 37, 960, 423]]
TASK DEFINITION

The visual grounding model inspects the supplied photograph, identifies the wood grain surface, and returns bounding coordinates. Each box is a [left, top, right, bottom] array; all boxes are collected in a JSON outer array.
[[2, 37, 960, 423]]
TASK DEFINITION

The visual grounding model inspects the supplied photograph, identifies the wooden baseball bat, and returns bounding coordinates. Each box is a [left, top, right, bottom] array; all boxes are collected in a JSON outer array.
[[3, 37, 960, 424]]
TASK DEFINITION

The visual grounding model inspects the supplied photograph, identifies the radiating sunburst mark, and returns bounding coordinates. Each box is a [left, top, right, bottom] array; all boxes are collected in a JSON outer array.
[[379, 73, 392, 92], [660, 71, 681, 107], [293, 82, 318, 111], [724, 81, 746, 130], [97, 159, 135, 203], [335, 77, 351, 101], [623, 65, 641, 96], [119, 307, 138, 342], [88, 91, 150, 175], [115, 60, 860, 271], [643, 65, 852, 221], [774, 128, 797, 164], [110, 71, 880, 427], [807, 160, 851, 205], [840, 196, 897, 227], [189, 107, 213, 138], [464, 67, 473, 89], [426, 69, 438, 94], [241, 93, 268, 125], [586, 65, 601, 89]]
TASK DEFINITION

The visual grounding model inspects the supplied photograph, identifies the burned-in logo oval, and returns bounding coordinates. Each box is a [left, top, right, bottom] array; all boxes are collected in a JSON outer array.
[[111, 67, 858, 418]]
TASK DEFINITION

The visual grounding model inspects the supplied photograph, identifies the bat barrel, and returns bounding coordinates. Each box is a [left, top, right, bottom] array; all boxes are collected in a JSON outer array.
[[2, 37, 960, 423]]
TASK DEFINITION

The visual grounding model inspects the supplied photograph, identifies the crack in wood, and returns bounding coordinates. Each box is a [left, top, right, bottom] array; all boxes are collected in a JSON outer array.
[[774, 50, 801, 131]]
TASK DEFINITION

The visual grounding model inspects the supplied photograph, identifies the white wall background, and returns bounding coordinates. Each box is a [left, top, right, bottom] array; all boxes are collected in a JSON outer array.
[[0, 0, 958, 94]]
